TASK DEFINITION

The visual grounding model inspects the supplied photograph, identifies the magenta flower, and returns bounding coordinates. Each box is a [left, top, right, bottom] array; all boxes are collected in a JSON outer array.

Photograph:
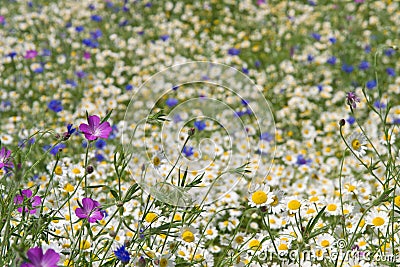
[[14, 189, 42, 214], [346, 91, 361, 109], [83, 51, 91, 59], [75, 198, 104, 223], [0, 147, 13, 170], [21, 247, 60, 267], [24, 50, 38, 59], [79, 115, 112, 141]]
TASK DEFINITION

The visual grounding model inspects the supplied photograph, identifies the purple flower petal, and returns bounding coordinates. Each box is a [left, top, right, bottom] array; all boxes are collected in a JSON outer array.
[[84, 133, 97, 140], [82, 198, 95, 211], [75, 207, 87, 219], [27, 247, 44, 265], [14, 195, 24, 205], [31, 196, 42, 207], [96, 122, 112, 138], [88, 115, 101, 127], [22, 189, 33, 198], [41, 249, 60, 267], [79, 123, 92, 134]]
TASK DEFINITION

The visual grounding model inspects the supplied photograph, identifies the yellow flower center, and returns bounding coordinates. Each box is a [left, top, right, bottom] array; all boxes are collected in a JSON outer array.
[[80, 240, 90, 250], [306, 208, 316, 214], [160, 258, 168, 267], [351, 139, 361, 150], [55, 166, 63, 175], [72, 168, 81, 174], [372, 217, 385, 226], [64, 183, 74, 193], [287, 200, 301, 210], [153, 156, 161, 166], [251, 191, 267, 205], [145, 212, 158, 223], [394, 196, 400, 207], [206, 229, 213, 235], [173, 214, 182, 221], [235, 236, 244, 244], [327, 204, 337, 211], [249, 239, 261, 251], [271, 195, 279, 206], [182, 230, 195, 243], [278, 243, 288, 250], [321, 240, 330, 247]]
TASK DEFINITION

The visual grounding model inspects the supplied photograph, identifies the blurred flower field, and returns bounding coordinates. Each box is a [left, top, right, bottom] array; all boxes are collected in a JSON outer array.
[[1, 0, 400, 266]]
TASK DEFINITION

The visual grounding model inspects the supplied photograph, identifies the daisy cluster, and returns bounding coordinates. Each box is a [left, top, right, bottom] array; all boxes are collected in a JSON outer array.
[[0, 0, 400, 266]]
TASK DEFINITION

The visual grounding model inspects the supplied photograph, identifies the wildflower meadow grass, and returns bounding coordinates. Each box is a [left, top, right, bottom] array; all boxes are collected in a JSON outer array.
[[1, 0, 400, 266]]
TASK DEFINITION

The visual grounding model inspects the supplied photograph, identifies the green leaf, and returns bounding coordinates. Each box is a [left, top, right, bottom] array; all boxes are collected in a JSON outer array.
[[101, 109, 113, 124], [304, 206, 326, 241]]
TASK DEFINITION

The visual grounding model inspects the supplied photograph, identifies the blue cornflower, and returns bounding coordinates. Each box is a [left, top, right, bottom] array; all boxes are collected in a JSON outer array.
[[166, 98, 178, 107], [366, 80, 376, 89], [82, 140, 88, 148], [384, 48, 395, 57], [364, 45, 371, 53], [311, 33, 321, 41], [91, 15, 102, 22], [173, 114, 182, 123], [108, 125, 118, 140], [62, 124, 76, 140], [42, 49, 51, 56], [328, 37, 336, 44], [255, 60, 261, 68], [172, 85, 179, 91], [307, 54, 314, 62], [114, 246, 130, 264], [95, 139, 107, 150], [347, 116, 355, 125], [119, 19, 129, 27], [90, 29, 102, 39], [66, 79, 77, 87], [260, 132, 273, 142], [95, 153, 105, 162], [48, 100, 63, 113], [228, 48, 240, 56], [296, 155, 311, 165], [75, 26, 84, 32], [393, 118, 400, 125], [125, 84, 133, 91], [182, 146, 194, 157], [76, 70, 87, 79], [241, 99, 249, 106], [374, 101, 386, 109], [327, 56, 336, 65], [43, 143, 66, 156], [342, 64, 354, 73], [386, 68, 395, 77], [8, 52, 17, 58], [194, 120, 206, 131], [34, 66, 44, 73], [242, 67, 249, 74], [358, 61, 370, 71], [67, 124, 76, 134], [317, 84, 323, 92], [160, 34, 169, 41]]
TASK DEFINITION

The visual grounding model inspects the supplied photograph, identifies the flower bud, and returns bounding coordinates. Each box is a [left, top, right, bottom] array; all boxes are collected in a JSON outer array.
[[339, 119, 346, 126], [86, 165, 94, 174]]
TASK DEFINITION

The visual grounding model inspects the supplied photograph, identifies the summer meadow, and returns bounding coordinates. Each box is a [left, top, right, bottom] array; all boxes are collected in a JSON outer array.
[[0, 0, 400, 266]]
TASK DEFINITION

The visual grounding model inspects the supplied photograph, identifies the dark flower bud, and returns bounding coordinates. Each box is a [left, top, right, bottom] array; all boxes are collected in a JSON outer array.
[[188, 128, 195, 136], [86, 165, 94, 174], [339, 119, 346, 126]]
